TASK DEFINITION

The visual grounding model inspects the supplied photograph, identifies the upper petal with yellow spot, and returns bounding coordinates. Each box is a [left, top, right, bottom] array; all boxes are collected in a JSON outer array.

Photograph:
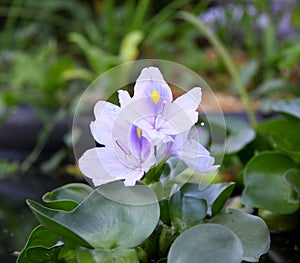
[[150, 89, 160, 104]]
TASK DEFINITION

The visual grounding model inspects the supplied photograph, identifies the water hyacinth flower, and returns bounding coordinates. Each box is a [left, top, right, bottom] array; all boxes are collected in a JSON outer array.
[[164, 125, 219, 173], [79, 93, 156, 186], [79, 66, 218, 187], [116, 67, 202, 145]]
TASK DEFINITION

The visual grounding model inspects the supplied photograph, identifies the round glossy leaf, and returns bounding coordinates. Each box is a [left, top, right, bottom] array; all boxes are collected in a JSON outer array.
[[76, 247, 139, 263], [169, 189, 207, 230], [159, 198, 171, 225], [272, 98, 300, 119], [28, 181, 160, 249], [180, 182, 235, 216], [210, 209, 270, 262], [285, 168, 300, 194], [256, 118, 300, 164], [42, 183, 93, 211], [225, 117, 255, 154], [17, 225, 62, 263], [258, 209, 299, 232], [242, 152, 299, 214], [226, 128, 255, 154], [167, 223, 243, 263]]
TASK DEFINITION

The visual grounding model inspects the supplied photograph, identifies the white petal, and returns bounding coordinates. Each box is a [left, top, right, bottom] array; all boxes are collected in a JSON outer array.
[[171, 134, 210, 159], [91, 101, 120, 146], [123, 169, 145, 186], [174, 87, 202, 111], [183, 155, 219, 173], [182, 138, 210, 157], [161, 102, 198, 134], [169, 133, 219, 173], [78, 148, 115, 185], [141, 151, 157, 171], [118, 98, 196, 143], [91, 178, 116, 187], [118, 90, 132, 108], [78, 148, 133, 186], [94, 100, 119, 118], [133, 67, 173, 101]]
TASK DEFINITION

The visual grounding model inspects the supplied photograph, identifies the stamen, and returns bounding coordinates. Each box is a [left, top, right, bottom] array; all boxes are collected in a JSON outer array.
[[154, 100, 167, 129], [115, 138, 130, 155], [161, 99, 167, 115], [190, 122, 205, 139], [154, 113, 161, 129]]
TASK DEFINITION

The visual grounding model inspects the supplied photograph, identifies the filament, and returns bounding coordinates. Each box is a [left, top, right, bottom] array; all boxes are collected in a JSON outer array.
[[115, 138, 130, 156], [189, 122, 205, 139]]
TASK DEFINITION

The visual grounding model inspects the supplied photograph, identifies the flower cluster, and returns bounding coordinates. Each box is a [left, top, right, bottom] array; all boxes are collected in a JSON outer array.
[[79, 67, 218, 186]]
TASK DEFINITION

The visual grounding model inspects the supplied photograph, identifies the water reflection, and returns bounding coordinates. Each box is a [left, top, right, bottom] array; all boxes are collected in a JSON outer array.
[[0, 170, 66, 262]]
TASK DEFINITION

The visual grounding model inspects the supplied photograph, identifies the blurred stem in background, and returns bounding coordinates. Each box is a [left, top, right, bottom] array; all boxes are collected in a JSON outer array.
[[1, 0, 22, 49], [19, 109, 67, 173], [180, 11, 258, 128], [260, 1, 277, 81]]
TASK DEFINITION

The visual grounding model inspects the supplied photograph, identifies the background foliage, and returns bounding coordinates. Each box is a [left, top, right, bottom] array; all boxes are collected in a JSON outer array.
[[1, 0, 300, 262]]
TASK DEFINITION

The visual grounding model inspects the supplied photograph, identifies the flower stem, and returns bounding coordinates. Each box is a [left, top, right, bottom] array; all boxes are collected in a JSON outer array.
[[179, 11, 257, 127]]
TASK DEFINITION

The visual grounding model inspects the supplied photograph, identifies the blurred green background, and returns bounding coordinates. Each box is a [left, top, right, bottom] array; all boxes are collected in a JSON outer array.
[[0, 0, 300, 262]]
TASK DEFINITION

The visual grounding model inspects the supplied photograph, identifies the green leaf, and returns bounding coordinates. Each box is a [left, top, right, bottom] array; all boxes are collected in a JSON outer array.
[[11, 52, 44, 89], [252, 78, 288, 97], [258, 209, 299, 232], [278, 42, 300, 69], [158, 225, 177, 258], [150, 157, 190, 198], [141, 224, 162, 260], [27, 200, 92, 248], [167, 223, 243, 263], [169, 189, 207, 231], [40, 149, 67, 173], [58, 245, 77, 263], [68, 33, 122, 73], [179, 182, 235, 216], [272, 98, 300, 119], [168, 182, 235, 230], [157, 259, 167, 263], [119, 30, 144, 61], [210, 209, 270, 262], [159, 198, 171, 225], [44, 56, 75, 92], [256, 118, 300, 163], [225, 116, 256, 154], [226, 128, 255, 154], [76, 247, 139, 263], [17, 225, 62, 263], [285, 168, 300, 194], [242, 152, 299, 214], [27, 181, 160, 249], [291, 7, 300, 27], [239, 59, 259, 87], [42, 183, 93, 211], [159, 157, 187, 187]]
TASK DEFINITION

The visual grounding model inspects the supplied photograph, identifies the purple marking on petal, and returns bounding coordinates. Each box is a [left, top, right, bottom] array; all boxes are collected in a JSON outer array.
[[133, 67, 173, 115], [129, 125, 151, 161], [134, 67, 173, 100]]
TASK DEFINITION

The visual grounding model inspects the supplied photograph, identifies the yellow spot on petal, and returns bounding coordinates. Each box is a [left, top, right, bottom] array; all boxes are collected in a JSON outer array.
[[151, 89, 160, 104], [136, 127, 142, 139]]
